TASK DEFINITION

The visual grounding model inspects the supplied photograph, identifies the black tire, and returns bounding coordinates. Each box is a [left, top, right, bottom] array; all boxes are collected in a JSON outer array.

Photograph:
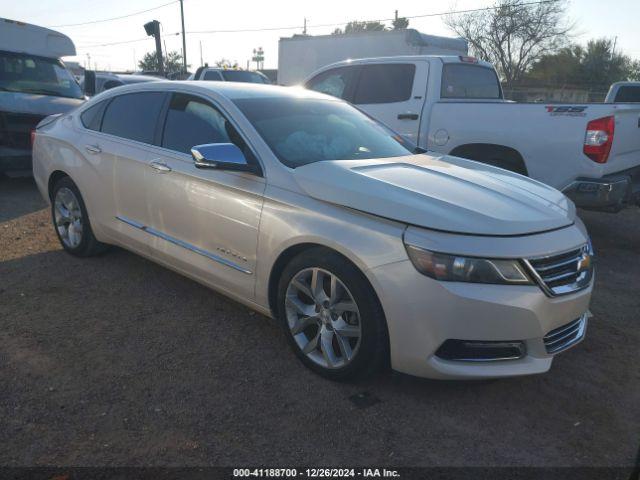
[[51, 176, 109, 257], [277, 247, 389, 381]]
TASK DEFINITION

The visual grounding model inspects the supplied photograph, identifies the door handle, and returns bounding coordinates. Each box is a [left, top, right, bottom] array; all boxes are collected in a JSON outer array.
[[85, 144, 101, 154], [149, 160, 172, 173], [397, 113, 419, 120]]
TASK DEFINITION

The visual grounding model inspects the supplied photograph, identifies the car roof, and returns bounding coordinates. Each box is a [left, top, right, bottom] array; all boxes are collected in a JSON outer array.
[[98, 80, 330, 101]]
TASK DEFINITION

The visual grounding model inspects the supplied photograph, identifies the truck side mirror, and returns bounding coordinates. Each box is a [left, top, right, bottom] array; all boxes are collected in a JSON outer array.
[[84, 70, 96, 97]]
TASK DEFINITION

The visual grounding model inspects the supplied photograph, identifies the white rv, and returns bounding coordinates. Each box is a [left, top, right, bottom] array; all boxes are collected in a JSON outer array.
[[277, 29, 467, 85], [0, 18, 83, 174]]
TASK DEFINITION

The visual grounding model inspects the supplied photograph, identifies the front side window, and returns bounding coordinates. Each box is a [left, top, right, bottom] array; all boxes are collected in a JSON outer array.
[[353, 64, 415, 105], [0, 50, 83, 99], [161, 93, 256, 165], [306, 67, 356, 100], [441, 64, 502, 99], [101, 92, 165, 144], [233, 97, 414, 168]]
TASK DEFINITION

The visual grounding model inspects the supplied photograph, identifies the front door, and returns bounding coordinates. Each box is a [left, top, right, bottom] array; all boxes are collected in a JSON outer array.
[[144, 92, 266, 299]]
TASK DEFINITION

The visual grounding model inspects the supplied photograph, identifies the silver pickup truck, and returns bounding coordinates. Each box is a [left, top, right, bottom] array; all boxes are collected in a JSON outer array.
[[0, 18, 84, 175]]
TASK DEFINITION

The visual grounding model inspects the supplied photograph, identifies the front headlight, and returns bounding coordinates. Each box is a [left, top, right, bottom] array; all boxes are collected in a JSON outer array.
[[405, 245, 533, 285]]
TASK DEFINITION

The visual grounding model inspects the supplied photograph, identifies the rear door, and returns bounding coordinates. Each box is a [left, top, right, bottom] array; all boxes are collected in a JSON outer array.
[[351, 62, 428, 143], [87, 91, 167, 251]]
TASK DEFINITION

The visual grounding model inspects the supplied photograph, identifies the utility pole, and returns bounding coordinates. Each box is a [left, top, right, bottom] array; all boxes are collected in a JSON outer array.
[[199, 41, 203, 67], [179, 0, 187, 72], [303, 17, 307, 35], [395, 10, 398, 22]]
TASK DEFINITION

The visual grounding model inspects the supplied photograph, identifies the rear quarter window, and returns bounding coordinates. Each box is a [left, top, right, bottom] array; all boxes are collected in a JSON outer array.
[[80, 100, 107, 131]]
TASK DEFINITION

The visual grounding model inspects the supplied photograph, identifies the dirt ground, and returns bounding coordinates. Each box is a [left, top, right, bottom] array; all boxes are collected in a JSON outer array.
[[1, 175, 639, 468]]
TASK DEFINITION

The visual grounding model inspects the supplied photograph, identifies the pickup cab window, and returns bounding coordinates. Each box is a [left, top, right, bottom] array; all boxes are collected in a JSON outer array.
[[0, 50, 83, 99], [353, 64, 415, 105], [614, 86, 640, 103], [441, 64, 502, 100], [306, 66, 358, 100]]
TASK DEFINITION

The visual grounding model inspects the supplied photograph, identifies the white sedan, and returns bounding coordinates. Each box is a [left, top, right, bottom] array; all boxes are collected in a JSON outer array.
[[32, 82, 593, 380]]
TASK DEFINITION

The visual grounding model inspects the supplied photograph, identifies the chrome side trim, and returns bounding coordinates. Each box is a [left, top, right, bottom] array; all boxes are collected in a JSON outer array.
[[116, 215, 252, 275]]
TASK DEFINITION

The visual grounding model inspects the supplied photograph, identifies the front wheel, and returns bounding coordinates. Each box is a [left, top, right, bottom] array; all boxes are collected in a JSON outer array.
[[277, 248, 388, 381]]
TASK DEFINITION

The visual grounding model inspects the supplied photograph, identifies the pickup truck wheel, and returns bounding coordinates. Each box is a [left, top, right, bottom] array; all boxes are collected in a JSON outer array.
[[51, 177, 108, 257], [277, 248, 388, 381]]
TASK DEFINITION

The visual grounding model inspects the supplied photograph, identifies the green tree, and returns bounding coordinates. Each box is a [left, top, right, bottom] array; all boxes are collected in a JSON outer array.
[[392, 16, 409, 30], [525, 39, 640, 88], [138, 51, 187, 75], [332, 20, 387, 35], [445, 0, 572, 88]]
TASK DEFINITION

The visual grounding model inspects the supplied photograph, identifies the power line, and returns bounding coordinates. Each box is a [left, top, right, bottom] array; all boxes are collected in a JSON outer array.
[[188, 0, 559, 34], [47, 0, 178, 28], [78, 32, 179, 48], [76, 0, 559, 48]]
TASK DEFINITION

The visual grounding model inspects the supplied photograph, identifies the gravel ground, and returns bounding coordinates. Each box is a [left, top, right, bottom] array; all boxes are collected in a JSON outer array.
[[1, 175, 639, 468]]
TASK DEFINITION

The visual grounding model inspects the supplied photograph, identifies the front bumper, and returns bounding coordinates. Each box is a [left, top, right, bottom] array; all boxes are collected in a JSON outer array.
[[562, 166, 640, 211], [368, 259, 592, 380]]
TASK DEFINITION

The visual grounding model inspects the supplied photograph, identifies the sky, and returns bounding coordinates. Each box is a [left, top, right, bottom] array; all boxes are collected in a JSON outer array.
[[4, 0, 640, 72]]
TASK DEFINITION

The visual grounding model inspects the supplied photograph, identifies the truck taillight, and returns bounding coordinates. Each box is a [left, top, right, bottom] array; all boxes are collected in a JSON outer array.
[[30, 129, 36, 147], [584, 115, 614, 164]]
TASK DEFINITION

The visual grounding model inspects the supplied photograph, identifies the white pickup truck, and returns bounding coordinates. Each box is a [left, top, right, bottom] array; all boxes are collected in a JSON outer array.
[[304, 55, 640, 211]]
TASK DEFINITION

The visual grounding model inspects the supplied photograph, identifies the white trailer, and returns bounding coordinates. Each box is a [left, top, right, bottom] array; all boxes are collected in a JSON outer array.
[[277, 29, 467, 86]]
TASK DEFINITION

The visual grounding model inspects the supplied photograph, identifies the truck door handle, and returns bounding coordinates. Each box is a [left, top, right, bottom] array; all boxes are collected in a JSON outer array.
[[149, 160, 172, 173], [85, 144, 101, 154], [397, 113, 419, 120]]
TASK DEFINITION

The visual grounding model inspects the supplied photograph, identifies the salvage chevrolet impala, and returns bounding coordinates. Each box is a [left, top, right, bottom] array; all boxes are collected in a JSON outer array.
[[32, 82, 594, 380]]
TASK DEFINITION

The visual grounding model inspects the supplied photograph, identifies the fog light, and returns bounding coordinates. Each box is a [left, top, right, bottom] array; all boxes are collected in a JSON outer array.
[[435, 340, 525, 362]]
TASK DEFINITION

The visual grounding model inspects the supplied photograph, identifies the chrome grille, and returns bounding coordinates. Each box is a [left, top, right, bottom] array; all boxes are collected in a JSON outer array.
[[525, 243, 593, 296], [543, 315, 588, 354]]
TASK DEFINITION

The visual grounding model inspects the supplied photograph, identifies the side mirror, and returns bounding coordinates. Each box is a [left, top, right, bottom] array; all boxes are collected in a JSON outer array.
[[191, 143, 254, 173], [84, 70, 96, 97]]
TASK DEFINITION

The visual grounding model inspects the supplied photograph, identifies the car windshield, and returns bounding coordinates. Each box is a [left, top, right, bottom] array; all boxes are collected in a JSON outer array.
[[221, 70, 269, 84], [0, 50, 83, 99], [233, 97, 414, 168]]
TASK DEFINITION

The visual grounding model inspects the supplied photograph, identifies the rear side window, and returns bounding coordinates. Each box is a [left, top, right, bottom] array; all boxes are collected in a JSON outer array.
[[101, 92, 165, 144], [203, 70, 223, 81], [306, 66, 358, 100], [614, 86, 640, 103], [353, 64, 415, 105], [80, 100, 107, 131], [441, 64, 501, 99]]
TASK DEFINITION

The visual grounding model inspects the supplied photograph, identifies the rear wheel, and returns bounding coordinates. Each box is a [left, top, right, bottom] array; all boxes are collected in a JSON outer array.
[[51, 176, 108, 257], [277, 248, 388, 381]]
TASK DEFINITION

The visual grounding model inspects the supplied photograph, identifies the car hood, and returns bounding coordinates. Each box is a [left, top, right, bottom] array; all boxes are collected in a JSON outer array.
[[292, 154, 575, 236]]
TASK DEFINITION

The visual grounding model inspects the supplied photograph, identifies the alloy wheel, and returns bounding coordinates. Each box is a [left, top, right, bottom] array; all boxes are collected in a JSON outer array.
[[54, 187, 83, 249], [285, 267, 362, 369]]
